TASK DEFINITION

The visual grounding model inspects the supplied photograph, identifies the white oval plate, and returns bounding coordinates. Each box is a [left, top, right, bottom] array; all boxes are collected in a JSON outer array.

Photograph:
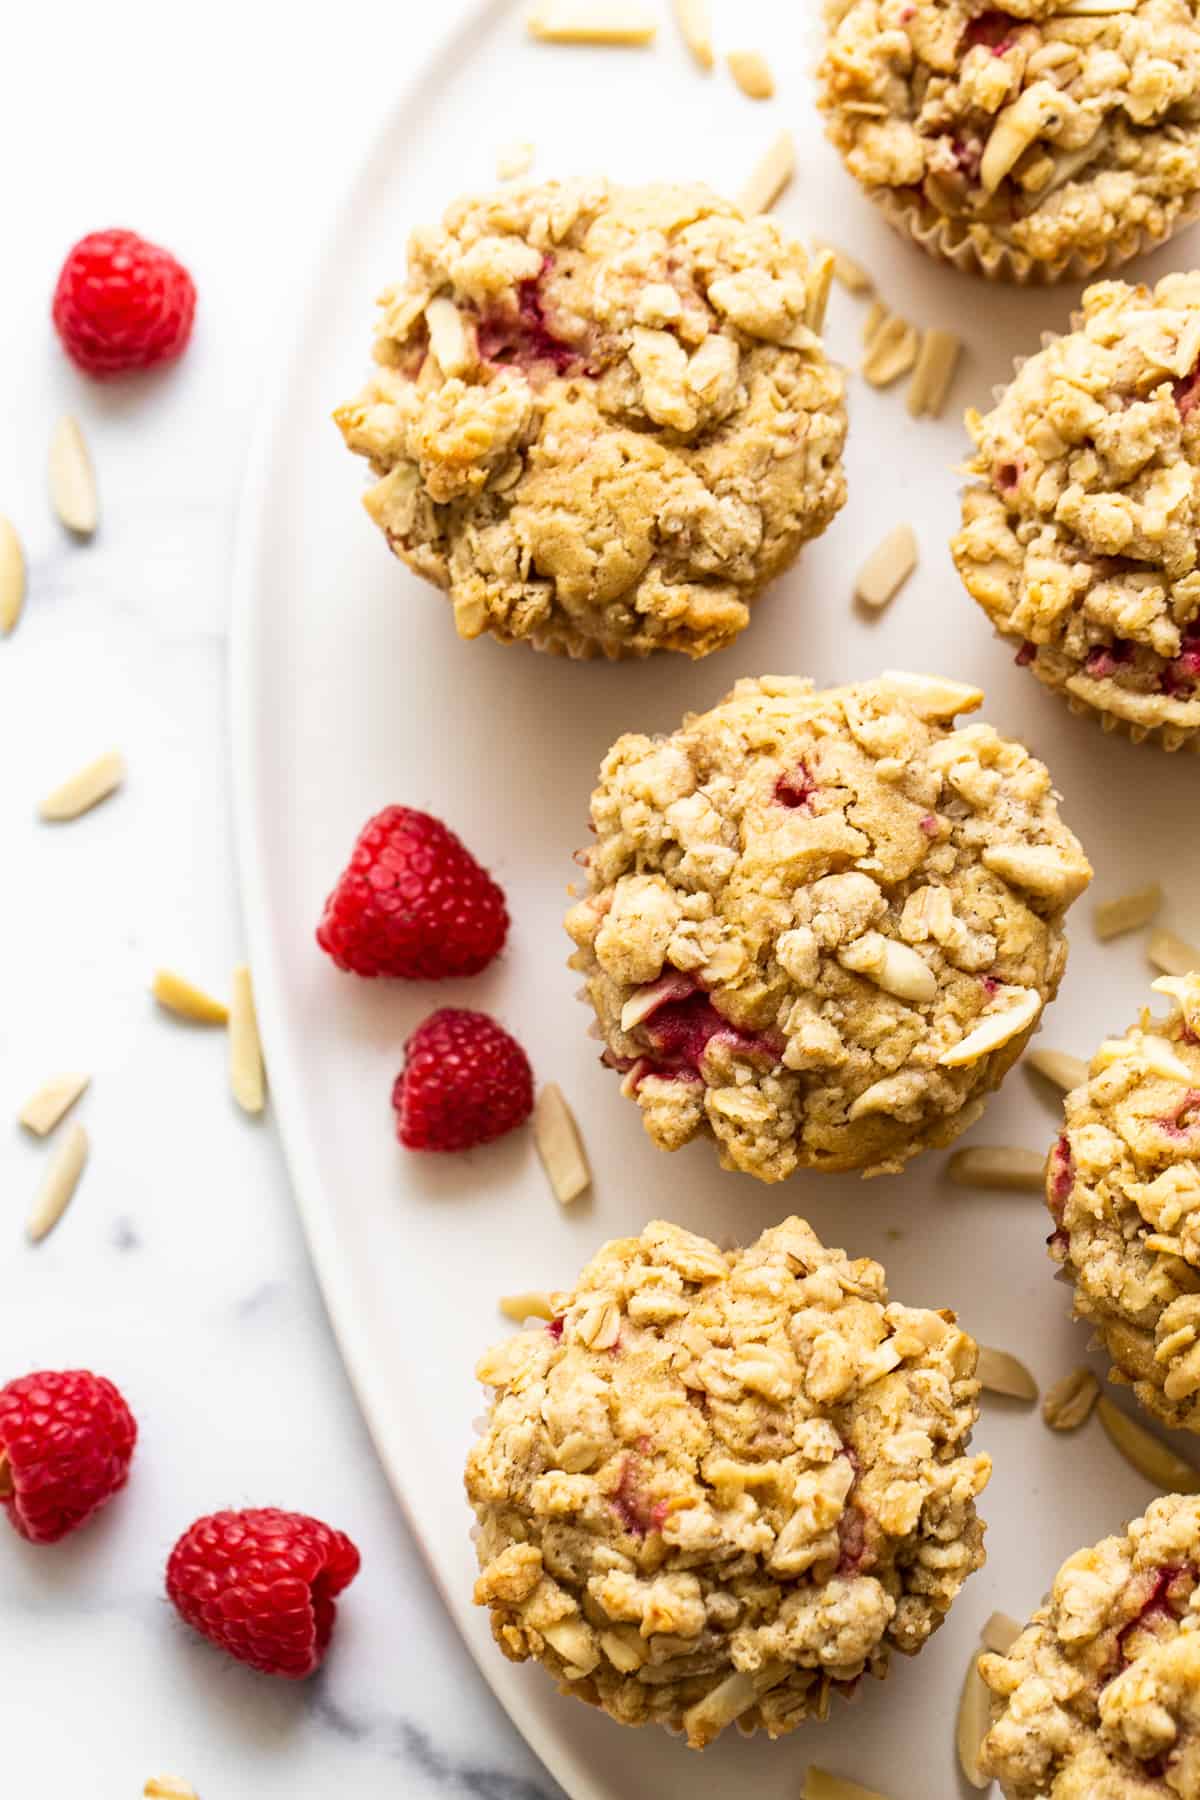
[[231, 4, 1200, 1795]]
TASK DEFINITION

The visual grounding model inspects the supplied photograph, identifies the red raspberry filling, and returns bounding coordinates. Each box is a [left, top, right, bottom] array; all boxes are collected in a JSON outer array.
[[1111, 1564, 1195, 1677], [1163, 634, 1200, 695], [962, 10, 1021, 53], [995, 460, 1022, 492], [1084, 639, 1135, 680], [1048, 1135, 1075, 1220], [1157, 1088, 1200, 1137], [1174, 363, 1200, 419], [774, 763, 816, 809], [610, 1454, 668, 1538], [640, 990, 782, 1079], [1015, 640, 1036, 666], [477, 264, 582, 377]]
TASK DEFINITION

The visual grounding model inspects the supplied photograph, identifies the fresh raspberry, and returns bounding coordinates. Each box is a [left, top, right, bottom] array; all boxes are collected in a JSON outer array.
[[166, 1507, 360, 1678], [0, 1369, 137, 1544], [394, 1008, 534, 1151], [316, 805, 508, 980], [52, 229, 196, 379]]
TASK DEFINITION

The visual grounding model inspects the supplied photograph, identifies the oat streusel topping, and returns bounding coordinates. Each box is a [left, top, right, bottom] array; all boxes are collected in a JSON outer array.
[[1048, 973, 1200, 1433], [335, 180, 847, 660], [565, 672, 1092, 1182], [953, 275, 1200, 750], [466, 1216, 990, 1748], [979, 1493, 1200, 1797], [817, 0, 1200, 279]]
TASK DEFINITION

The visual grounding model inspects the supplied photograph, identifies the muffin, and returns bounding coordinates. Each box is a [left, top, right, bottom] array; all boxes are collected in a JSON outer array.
[[565, 672, 1092, 1182], [1048, 971, 1200, 1432], [817, 0, 1200, 283], [466, 1216, 990, 1748], [334, 179, 847, 660], [979, 1494, 1200, 1796], [953, 275, 1200, 751]]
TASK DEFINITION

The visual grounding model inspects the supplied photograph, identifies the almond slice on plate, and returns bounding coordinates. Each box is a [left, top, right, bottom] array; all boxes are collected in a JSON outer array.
[[533, 1082, 591, 1203], [980, 1610, 1021, 1654], [976, 1345, 1038, 1401], [1043, 1366, 1100, 1431], [229, 963, 266, 1114], [855, 525, 917, 609], [946, 1145, 1046, 1192], [1149, 928, 1200, 976], [19, 1072, 90, 1136], [907, 328, 962, 419], [144, 1782, 200, 1800], [804, 1770, 891, 1800], [956, 1653, 992, 1790], [738, 130, 794, 215], [527, 1, 656, 44], [672, 0, 713, 67], [499, 1290, 556, 1323], [152, 969, 229, 1025], [0, 515, 26, 634], [817, 243, 874, 296], [861, 314, 919, 387], [727, 49, 774, 99], [49, 414, 98, 536], [1026, 1047, 1088, 1092], [38, 750, 125, 822], [496, 140, 535, 180], [1094, 883, 1162, 941], [1096, 1396, 1200, 1492], [28, 1122, 88, 1243]]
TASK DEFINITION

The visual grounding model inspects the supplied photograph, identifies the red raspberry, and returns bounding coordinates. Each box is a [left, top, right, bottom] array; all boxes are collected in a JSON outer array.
[[52, 229, 196, 379], [166, 1507, 360, 1678], [394, 1008, 534, 1151], [316, 806, 508, 980], [0, 1369, 137, 1544]]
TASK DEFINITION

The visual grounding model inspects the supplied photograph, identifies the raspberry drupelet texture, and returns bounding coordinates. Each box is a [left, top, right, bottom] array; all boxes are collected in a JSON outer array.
[[0, 1369, 137, 1543], [466, 1216, 990, 1748], [335, 178, 847, 660], [393, 1007, 534, 1151], [979, 1494, 1200, 1797], [52, 229, 196, 379], [316, 805, 508, 979], [953, 274, 1200, 750], [1047, 972, 1200, 1433], [566, 672, 1091, 1182], [165, 1507, 361, 1677]]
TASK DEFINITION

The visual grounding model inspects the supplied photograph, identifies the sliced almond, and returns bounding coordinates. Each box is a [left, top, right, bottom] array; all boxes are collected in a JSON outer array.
[[838, 933, 936, 1003], [946, 1145, 1046, 1192], [38, 749, 124, 822], [727, 48, 774, 99], [425, 296, 473, 378], [48, 414, 98, 536], [855, 524, 917, 609], [229, 963, 266, 1114], [527, 0, 656, 44], [980, 1610, 1022, 1654], [976, 1345, 1038, 1401], [1096, 1396, 1200, 1493], [862, 298, 886, 347], [1149, 929, 1200, 977], [817, 243, 874, 297], [738, 130, 795, 216], [144, 1781, 200, 1799], [878, 671, 983, 720], [907, 328, 963, 419], [18, 1072, 90, 1137], [956, 1654, 992, 1790], [980, 85, 1063, 195], [533, 1081, 591, 1204], [805, 251, 836, 336], [683, 1660, 790, 1745], [1043, 1366, 1100, 1431], [496, 140, 535, 180], [804, 1770, 890, 1800], [672, 0, 713, 67], [981, 842, 1091, 905], [940, 987, 1041, 1067], [152, 969, 229, 1025], [1094, 883, 1162, 941], [499, 1290, 556, 1323], [1026, 1048, 1088, 1093], [27, 1121, 88, 1243], [861, 314, 919, 387], [0, 515, 26, 635]]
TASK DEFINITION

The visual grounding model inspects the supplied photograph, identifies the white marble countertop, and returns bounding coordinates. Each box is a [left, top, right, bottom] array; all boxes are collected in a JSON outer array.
[[1, 3, 560, 1793]]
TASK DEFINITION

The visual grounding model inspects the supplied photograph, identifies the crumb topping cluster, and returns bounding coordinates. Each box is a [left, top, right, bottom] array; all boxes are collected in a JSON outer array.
[[1049, 972, 1200, 1432], [953, 274, 1200, 749], [335, 179, 846, 660], [817, 0, 1200, 274], [980, 1494, 1200, 1796], [466, 1217, 990, 1747], [565, 673, 1091, 1181]]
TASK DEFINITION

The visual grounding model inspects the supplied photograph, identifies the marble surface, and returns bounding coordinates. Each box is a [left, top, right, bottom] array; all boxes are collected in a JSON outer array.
[[1, 3, 560, 1793]]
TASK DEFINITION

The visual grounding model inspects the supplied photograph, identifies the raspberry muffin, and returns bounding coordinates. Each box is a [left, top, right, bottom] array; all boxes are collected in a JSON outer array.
[[467, 1216, 990, 1747], [979, 1494, 1200, 1796], [1048, 972, 1200, 1433], [334, 179, 847, 660], [565, 672, 1091, 1182], [817, 0, 1200, 283], [953, 275, 1200, 751]]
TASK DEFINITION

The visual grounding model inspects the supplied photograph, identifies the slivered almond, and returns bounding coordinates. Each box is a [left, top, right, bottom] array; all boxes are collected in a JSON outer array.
[[1026, 1048, 1088, 1093], [496, 140, 535, 180], [980, 86, 1063, 195], [27, 1122, 88, 1243], [817, 242, 874, 296], [1043, 1366, 1100, 1431], [0, 515, 26, 635], [152, 969, 229, 1025], [738, 130, 795, 215], [425, 296, 472, 378], [977, 1345, 1038, 1401], [727, 48, 774, 99], [1149, 928, 1200, 977], [38, 750, 124, 822], [527, 1, 656, 44], [981, 1611, 1021, 1654], [144, 1781, 200, 1800], [1096, 1396, 1200, 1493], [533, 1082, 591, 1204], [879, 670, 983, 719], [1094, 883, 1163, 941], [18, 1072, 90, 1137], [956, 1654, 992, 1790], [861, 314, 918, 387], [499, 1290, 556, 1323], [940, 987, 1041, 1067], [803, 1770, 890, 1800], [946, 1145, 1046, 1192], [907, 328, 962, 419], [805, 251, 836, 336], [855, 524, 917, 609], [684, 1660, 789, 1742], [229, 964, 266, 1114], [863, 298, 886, 347], [48, 414, 98, 536], [672, 0, 713, 66]]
